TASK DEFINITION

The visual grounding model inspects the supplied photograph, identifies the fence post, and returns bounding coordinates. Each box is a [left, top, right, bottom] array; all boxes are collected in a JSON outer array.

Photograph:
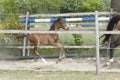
[[95, 11, 100, 74], [26, 20, 30, 56], [22, 11, 29, 56]]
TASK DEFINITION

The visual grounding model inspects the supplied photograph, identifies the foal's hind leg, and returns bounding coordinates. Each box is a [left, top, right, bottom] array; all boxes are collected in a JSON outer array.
[[33, 46, 47, 63], [33, 41, 41, 61]]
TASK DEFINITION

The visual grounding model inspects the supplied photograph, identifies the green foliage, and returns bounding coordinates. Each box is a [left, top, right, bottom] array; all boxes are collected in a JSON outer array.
[[102, 0, 111, 11], [37, 49, 59, 55], [72, 34, 83, 45], [0, 0, 109, 14], [65, 34, 84, 55], [0, 0, 17, 13], [43, 0, 64, 13], [61, 0, 104, 13], [16, 0, 42, 14], [81, 0, 104, 12], [0, 0, 21, 31], [0, 0, 110, 14], [0, 14, 20, 30], [15, 0, 64, 14], [0, 12, 21, 46], [61, 0, 84, 13], [0, 12, 22, 56]]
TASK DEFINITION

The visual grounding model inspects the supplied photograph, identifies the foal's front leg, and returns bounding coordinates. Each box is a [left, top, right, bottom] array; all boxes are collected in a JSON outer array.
[[33, 46, 39, 61], [56, 43, 66, 63], [105, 41, 118, 66], [105, 48, 114, 66]]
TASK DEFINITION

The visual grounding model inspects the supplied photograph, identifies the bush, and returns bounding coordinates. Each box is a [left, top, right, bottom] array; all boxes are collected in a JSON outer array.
[[0, 12, 22, 42], [0, 13, 22, 57], [65, 34, 84, 56]]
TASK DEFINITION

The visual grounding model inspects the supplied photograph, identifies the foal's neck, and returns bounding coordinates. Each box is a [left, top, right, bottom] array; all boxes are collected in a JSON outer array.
[[49, 26, 59, 31], [49, 22, 59, 31], [49, 28, 59, 31]]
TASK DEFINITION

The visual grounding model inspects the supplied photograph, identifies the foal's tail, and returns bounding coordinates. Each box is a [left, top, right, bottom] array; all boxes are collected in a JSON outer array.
[[102, 15, 120, 44]]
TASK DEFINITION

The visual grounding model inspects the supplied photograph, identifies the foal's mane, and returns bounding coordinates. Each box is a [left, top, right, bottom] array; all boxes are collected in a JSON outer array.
[[49, 18, 62, 30]]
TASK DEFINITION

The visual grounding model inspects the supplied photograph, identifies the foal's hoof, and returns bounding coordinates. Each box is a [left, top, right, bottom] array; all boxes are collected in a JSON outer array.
[[34, 59, 38, 62], [56, 59, 61, 64], [103, 62, 110, 67], [103, 61, 113, 67]]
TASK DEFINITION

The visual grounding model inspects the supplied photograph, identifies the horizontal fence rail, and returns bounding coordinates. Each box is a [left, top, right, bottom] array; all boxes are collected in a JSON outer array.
[[1, 45, 119, 49], [1, 30, 120, 34], [1, 30, 118, 50], [21, 17, 109, 23], [0, 30, 94, 34], [0, 45, 95, 49], [0, 30, 120, 50], [19, 12, 113, 18]]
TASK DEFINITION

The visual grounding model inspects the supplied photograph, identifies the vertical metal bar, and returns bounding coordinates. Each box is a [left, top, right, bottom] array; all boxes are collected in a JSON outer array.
[[95, 11, 100, 74], [110, 8, 113, 18], [22, 11, 29, 56], [106, 9, 112, 58], [27, 39, 30, 56], [26, 22, 30, 56]]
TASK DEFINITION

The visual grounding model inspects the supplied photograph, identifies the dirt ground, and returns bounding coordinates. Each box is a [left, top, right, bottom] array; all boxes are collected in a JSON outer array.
[[0, 58, 120, 72]]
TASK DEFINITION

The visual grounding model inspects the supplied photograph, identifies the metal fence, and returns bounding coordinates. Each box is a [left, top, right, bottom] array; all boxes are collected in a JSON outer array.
[[0, 11, 119, 74]]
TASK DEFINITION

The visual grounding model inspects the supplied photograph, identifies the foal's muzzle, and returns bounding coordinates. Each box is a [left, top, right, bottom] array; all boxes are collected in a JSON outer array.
[[66, 27, 69, 31]]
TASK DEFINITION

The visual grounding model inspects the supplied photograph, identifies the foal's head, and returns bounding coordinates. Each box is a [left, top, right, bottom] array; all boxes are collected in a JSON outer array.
[[49, 17, 69, 31]]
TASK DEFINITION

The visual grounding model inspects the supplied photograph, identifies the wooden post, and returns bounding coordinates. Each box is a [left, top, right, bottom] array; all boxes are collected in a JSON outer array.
[[95, 11, 100, 74], [22, 11, 29, 56]]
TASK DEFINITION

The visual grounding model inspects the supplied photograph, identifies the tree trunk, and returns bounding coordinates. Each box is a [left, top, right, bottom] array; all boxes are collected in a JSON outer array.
[[111, 0, 120, 12]]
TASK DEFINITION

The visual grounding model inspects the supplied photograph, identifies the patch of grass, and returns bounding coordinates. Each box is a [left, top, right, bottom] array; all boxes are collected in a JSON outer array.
[[0, 70, 120, 80]]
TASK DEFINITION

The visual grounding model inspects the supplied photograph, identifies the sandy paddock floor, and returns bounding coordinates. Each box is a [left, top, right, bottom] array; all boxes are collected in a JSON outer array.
[[0, 58, 120, 72]]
